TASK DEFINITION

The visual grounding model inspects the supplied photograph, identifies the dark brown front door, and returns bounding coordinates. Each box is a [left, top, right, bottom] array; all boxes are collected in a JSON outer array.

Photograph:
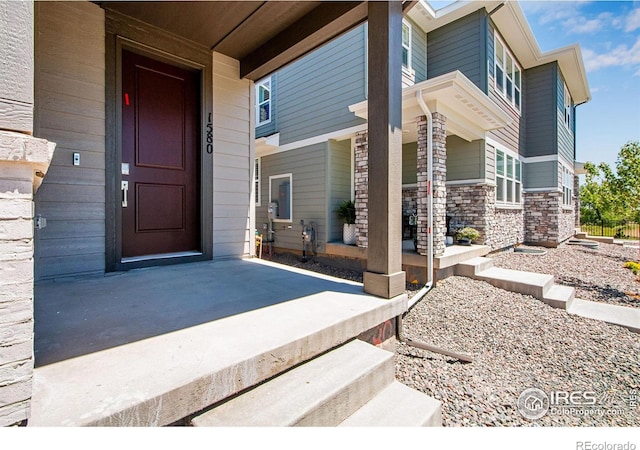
[[121, 50, 200, 258]]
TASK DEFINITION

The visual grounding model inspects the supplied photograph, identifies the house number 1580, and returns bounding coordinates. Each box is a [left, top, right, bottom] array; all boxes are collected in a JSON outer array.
[[206, 113, 213, 154]]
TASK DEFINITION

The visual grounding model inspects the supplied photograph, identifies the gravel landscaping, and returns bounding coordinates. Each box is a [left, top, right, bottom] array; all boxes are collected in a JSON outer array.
[[489, 242, 640, 308], [397, 276, 640, 426], [265, 247, 640, 427]]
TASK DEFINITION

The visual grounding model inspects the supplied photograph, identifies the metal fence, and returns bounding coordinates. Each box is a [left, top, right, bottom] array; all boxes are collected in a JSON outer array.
[[580, 220, 640, 240]]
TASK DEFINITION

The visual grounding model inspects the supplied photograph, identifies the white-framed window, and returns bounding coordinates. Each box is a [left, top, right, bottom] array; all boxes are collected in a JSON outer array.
[[494, 33, 522, 111], [562, 165, 573, 207], [402, 20, 412, 71], [254, 157, 261, 206], [496, 149, 522, 205], [256, 77, 271, 126], [563, 82, 572, 132], [269, 173, 292, 222]]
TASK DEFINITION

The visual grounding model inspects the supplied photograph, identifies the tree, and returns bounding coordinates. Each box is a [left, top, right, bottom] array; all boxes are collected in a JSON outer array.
[[580, 141, 640, 224]]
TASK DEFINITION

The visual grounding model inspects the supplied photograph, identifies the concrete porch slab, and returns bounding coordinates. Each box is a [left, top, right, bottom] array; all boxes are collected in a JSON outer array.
[[30, 258, 407, 426]]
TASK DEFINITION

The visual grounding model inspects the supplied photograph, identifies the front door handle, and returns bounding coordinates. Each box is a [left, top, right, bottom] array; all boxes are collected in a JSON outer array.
[[121, 180, 129, 207]]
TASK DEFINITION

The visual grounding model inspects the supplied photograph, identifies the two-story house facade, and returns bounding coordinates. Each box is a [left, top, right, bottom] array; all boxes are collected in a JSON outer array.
[[255, 0, 590, 277]]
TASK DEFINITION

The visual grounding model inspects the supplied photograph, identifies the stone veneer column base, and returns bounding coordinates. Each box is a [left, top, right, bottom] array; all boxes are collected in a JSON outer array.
[[0, 131, 54, 426], [354, 131, 368, 249]]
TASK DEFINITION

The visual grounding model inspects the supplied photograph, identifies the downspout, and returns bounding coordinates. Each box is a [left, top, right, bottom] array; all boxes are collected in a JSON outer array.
[[396, 91, 472, 364], [407, 89, 434, 309]]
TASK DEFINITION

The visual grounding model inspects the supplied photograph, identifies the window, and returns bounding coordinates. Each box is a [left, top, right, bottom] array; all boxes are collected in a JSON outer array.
[[562, 165, 573, 207], [256, 78, 271, 126], [269, 174, 292, 222], [494, 34, 521, 111], [402, 21, 412, 70], [254, 158, 261, 206], [495, 149, 522, 205], [563, 83, 572, 131]]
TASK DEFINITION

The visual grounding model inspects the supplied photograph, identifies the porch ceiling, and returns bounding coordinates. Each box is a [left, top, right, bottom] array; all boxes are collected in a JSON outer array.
[[349, 71, 513, 143], [99, 1, 369, 80]]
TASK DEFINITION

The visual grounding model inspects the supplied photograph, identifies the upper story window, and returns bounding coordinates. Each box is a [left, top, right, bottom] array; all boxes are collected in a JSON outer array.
[[402, 20, 412, 70], [496, 149, 522, 206], [562, 165, 573, 207], [494, 34, 521, 111], [256, 78, 271, 126], [563, 82, 572, 132]]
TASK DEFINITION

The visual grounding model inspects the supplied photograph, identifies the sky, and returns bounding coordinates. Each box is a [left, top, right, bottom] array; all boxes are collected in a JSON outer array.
[[431, 0, 640, 170]]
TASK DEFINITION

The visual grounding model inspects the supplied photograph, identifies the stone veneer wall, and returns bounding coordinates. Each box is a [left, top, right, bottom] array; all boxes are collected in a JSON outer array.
[[524, 191, 563, 246], [446, 184, 524, 251], [354, 131, 368, 248], [402, 187, 417, 216]]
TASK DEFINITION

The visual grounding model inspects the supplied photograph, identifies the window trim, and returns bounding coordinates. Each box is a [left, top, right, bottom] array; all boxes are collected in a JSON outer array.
[[255, 77, 272, 127], [494, 32, 522, 112], [268, 173, 293, 223], [402, 19, 412, 72], [254, 157, 261, 207], [494, 146, 522, 207]]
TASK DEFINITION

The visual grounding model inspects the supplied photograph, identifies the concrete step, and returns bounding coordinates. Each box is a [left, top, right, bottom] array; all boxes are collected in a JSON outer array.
[[339, 381, 441, 427], [191, 340, 395, 427], [542, 284, 576, 309], [475, 267, 555, 299], [568, 299, 640, 334], [29, 291, 407, 426], [454, 256, 494, 278], [574, 231, 588, 239]]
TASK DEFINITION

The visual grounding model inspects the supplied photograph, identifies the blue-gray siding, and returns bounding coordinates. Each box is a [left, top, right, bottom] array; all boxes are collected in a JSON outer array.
[[408, 17, 428, 83], [276, 25, 366, 145], [402, 142, 417, 184], [557, 68, 575, 164], [256, 143, 327, 251], [427, 9, 486, 89], [255, 73, 277, 139], [328, 139, 352, 242], [524, 63, 556, 158], [446, 136, 484, 180], [523, 161, 557, 189]]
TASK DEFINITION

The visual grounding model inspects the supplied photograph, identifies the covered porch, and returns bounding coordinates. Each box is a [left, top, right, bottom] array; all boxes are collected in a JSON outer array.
[[31, 258, 406, 425]]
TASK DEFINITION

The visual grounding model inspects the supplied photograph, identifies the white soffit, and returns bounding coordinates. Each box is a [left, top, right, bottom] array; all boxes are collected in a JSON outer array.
[[349, 71, 512, 142]]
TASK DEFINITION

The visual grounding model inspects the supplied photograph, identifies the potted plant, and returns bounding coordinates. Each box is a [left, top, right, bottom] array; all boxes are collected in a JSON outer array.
[[455, 227, 480, 246], [337, 200, 356, 245]]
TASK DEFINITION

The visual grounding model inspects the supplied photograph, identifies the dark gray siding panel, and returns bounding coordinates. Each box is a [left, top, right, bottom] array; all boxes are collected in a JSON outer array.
[[524, 63, 557, 158], [255, 73, 277, 139], [277, 25, 366, 145], [557, 69, 575, 163], [256, 144, 328, 251], [402, 142, 417, 184], [34, 2, 106, 280], [328, 139, 352, 242], [446, 136, 483, 181], [427, 9, 486, 89], [523, 161, 557, 189], [408, 17, 428, 83]]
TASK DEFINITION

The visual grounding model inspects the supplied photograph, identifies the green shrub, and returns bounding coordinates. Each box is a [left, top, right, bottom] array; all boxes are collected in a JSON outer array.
[[624, 261, 640, 275], [456, 227, 480, 242]]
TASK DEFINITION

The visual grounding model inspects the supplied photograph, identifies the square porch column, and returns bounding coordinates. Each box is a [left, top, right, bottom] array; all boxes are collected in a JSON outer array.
[[363, 1, 405, 299], [0, 1, 55, 426]]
